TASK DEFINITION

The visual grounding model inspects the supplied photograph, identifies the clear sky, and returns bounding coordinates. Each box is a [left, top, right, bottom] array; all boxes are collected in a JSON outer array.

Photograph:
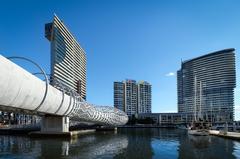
[[0, 0, 239, 119]]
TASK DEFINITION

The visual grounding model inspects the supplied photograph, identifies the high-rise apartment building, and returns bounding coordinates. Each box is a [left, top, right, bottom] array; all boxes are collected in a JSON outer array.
[[138, 81, 152, 114], [125, 80, 138, 116], [177, 48, 236, 122], [114, 79, 152, 116], [45, 15, 87, 100], [114, 82, 125, 112]]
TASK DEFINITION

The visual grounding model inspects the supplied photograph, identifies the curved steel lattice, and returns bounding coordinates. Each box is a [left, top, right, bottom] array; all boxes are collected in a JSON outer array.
[[69, 103, 128, 126], [0, 55, 128, 126], [51, 78, 128, 126]]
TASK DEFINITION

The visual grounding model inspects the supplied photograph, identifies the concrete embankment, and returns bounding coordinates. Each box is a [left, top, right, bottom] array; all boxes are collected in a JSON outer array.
[[0, 127, 40, 135], [29, 129, 96, 138], [0, 126, 117, 138], [209, 130, 240, 140]]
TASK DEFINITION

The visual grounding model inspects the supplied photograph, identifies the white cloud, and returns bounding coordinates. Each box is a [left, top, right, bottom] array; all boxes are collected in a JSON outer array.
[[165, 72, 175, 77]]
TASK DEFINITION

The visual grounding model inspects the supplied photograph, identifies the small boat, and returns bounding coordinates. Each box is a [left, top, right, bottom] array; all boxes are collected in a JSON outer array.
[[188, 121, 210, 136], [188, 129, 209, 136]]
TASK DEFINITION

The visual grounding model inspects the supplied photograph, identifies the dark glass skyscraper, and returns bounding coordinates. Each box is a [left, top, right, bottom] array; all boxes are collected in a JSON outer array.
[[45, 15, 87, 100], [177, 48, 236, 122]]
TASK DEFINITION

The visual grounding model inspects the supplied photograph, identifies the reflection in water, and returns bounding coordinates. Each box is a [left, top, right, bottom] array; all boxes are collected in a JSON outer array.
[[68, 133, 128, 159], [150, 128, 180, 159], [0, 129, 240, 159], [114, 129, 153, 159], [179, 132, 236, 159], [152, 139, 179, 159], [0, 135, 41, 159], [233, 141, 240, 158], [0, 133, 128, 159]]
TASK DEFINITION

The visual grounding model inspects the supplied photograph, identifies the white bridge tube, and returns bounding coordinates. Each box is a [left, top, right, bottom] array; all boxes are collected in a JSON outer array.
[[0, 55, 128, 126]]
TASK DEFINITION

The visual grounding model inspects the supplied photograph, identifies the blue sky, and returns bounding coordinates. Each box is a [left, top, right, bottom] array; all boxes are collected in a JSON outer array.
[[0, 0, 239, 119]]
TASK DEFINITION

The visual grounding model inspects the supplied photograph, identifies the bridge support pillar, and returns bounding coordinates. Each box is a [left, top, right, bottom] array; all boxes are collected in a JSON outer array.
[[41, 115, 69, 133]]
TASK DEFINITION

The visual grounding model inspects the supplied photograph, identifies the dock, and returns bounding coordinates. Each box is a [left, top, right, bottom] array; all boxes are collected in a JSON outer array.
[[209, 130, 240, 140], [0, 127, 40, 135], [29, 129, 96, 138]]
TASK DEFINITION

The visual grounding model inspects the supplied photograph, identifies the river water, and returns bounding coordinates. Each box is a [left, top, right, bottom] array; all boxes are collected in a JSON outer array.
[[0, 128, 240, 159]]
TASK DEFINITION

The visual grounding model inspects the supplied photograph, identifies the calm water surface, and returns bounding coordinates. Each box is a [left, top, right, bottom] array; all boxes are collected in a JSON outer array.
[[0, 128, 240, 159]]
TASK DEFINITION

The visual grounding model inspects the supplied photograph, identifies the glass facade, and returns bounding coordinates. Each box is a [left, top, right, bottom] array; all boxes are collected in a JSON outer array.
[[45, 15, 87, 100], [177, 48, 236, 122]]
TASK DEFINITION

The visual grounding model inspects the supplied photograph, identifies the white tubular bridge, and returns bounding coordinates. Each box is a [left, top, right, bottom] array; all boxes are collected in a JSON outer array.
[[0, 55, 128, 129]]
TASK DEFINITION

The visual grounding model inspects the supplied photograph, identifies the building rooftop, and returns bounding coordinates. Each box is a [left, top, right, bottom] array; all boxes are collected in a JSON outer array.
[[182, 48, 235, 64]]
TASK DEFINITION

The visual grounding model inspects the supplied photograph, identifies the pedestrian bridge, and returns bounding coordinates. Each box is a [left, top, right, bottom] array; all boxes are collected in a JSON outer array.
[[0, 55, 128, 132]]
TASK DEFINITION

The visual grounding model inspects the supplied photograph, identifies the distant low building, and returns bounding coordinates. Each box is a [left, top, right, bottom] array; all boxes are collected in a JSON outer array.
[[138, 113, 194, 125]]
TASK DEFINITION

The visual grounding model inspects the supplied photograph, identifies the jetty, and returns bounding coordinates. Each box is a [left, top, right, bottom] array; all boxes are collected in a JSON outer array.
[[209, 130, 240, 140]]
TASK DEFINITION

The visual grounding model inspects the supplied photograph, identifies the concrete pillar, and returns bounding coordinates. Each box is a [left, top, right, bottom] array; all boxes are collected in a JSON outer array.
[[41, 115, 69, 133]]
